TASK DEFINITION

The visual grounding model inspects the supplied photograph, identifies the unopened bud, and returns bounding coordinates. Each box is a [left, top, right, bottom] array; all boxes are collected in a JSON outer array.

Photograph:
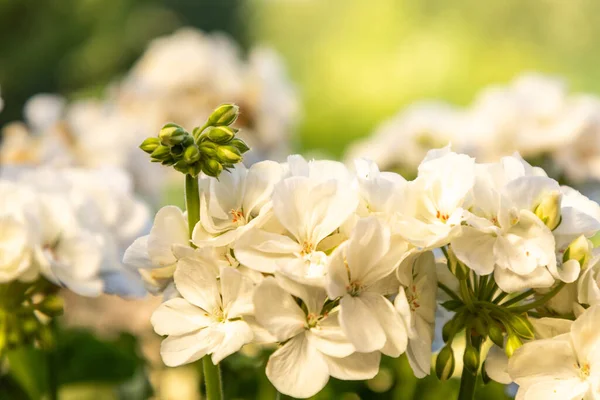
[[208, 104, 239, 126], [509, 315, 535, 340], [216, 145, 242, 164], [534, 191, 562, 230], [229, 138, 250, 154], [170, 144, 185, 157], [198, 142, 218, 158], [488, 323, 505, 348], [203, 159, 223, 178], [435, 345, 455, 381], [505, 334, 522, 357], [447, 247, 469, 280], [151, 145, 171, 161], [473, 317, 488, 338], [183, 145, 201, 164], [563, 235, 592, 267], [463, 343, 480, 374], [139, 137, 160, 154], [206, 126, 236, 144], [159, 123, 188, 146], [36, 295, 64, 317]]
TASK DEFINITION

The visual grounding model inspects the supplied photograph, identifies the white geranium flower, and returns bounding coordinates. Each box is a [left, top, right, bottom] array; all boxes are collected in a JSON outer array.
[[353, 158, 406, 222], [451, 156, 564, 292], [327, 217, 408, 356], [192, 161, 284, 248], [152, 261, 255, 366], [578, 252, 600, 307], [395, 251, 438, 378], [123, 205, 190, 293], [508, 305, 600, 400], [254, 275, 380, 399], [234, 159, 358, 285], [0, 181, 39, 283], [396, 147, 475, 249]]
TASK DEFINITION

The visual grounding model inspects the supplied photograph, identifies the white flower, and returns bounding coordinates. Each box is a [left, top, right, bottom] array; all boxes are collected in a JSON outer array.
[[253, 275, 380, 398], [396, 147, 475, 249], [327, 217, 408, 356], [451, 157, 561, 292], [151, 261, 255, 366], [578, 252, 600, 307], [508, 305, 600, 400], [234, 157, 358, 285], [123, 205, 190, 293], [353, 158, 406, 222], [192, 161, 284, 248], [395, 251, 438, 378]]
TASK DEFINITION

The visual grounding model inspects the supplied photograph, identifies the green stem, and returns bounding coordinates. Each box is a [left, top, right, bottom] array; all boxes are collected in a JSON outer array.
[[438, 283, 461, 302], [492, 291, 509, 304], [460, 279, 475, 312], [47, 348, 58, 400], [185, 175, 223, 400], [509, 283, 566, 314], [500, 289, 535, 307], [203, 356, 223, 400], [457, 336, 481, 400]]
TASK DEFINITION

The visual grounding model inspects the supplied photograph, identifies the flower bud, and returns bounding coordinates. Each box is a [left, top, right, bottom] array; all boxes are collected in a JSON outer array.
[[435, 345, 455, 381], [203, 159, 223, 178], [159, 123, 188, 146], [473, 317, 488, 338], [563, 235, 592, 267], [509, 315, 535, 340], [139, 137, 160, 154], [216, 145, 242, 164], [229, 138, 250, 154], [488, 322, 505, 348], [170, 144, 185, 157], [463, 343, 480, 374], [534, 191, 562, 230], [441, 300, 463, 312], [183, 145, 201, 164], [36, 295, 64, 317], [505, 334, 522, 357], [198, 142, 218, 158], [447, 246, 469, 280], [206, 126, 237, 144], [208, 104, 239, 126], [151, 145, 172, 161]]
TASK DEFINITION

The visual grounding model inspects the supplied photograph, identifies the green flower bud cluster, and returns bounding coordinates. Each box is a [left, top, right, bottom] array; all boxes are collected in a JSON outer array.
[[0, 280, 63, 354], [139, 104, 250, 178]]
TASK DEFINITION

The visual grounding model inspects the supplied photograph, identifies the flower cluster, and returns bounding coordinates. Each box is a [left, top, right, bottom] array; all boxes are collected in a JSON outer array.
[[0, 166, 148, 349], [347, 74, 600, 183], [0, 28, 298, 201], [127, 143, 600, 398]]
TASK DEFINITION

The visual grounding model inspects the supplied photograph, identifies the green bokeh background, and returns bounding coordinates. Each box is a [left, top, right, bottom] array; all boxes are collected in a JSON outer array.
[[1, 0, 598, 398]]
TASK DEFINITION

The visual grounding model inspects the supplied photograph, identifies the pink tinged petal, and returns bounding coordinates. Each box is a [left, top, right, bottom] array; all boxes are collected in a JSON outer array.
[[339, 294, 386, 353], [266, 334, 330, 399], [210, 320, 254, 364], [253, 278, 306, 341], [508, 337, 579, 383], [361, 292, 408, 357], [326, 243, 351, 299], [345, 217, 392, 285], [151, 298, 214, 336], [220, 267, 255, 319], [307, 311, 355, 358], [174, 258, 221, 312], [324, 351, 381, 381], [160, 326, 224, 367], [148, 206, 189, 266], [451, 227, 496, 276]]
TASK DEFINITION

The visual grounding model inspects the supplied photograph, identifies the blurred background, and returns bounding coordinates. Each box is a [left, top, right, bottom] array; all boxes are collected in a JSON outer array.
[[3, 0, 600, 398]]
